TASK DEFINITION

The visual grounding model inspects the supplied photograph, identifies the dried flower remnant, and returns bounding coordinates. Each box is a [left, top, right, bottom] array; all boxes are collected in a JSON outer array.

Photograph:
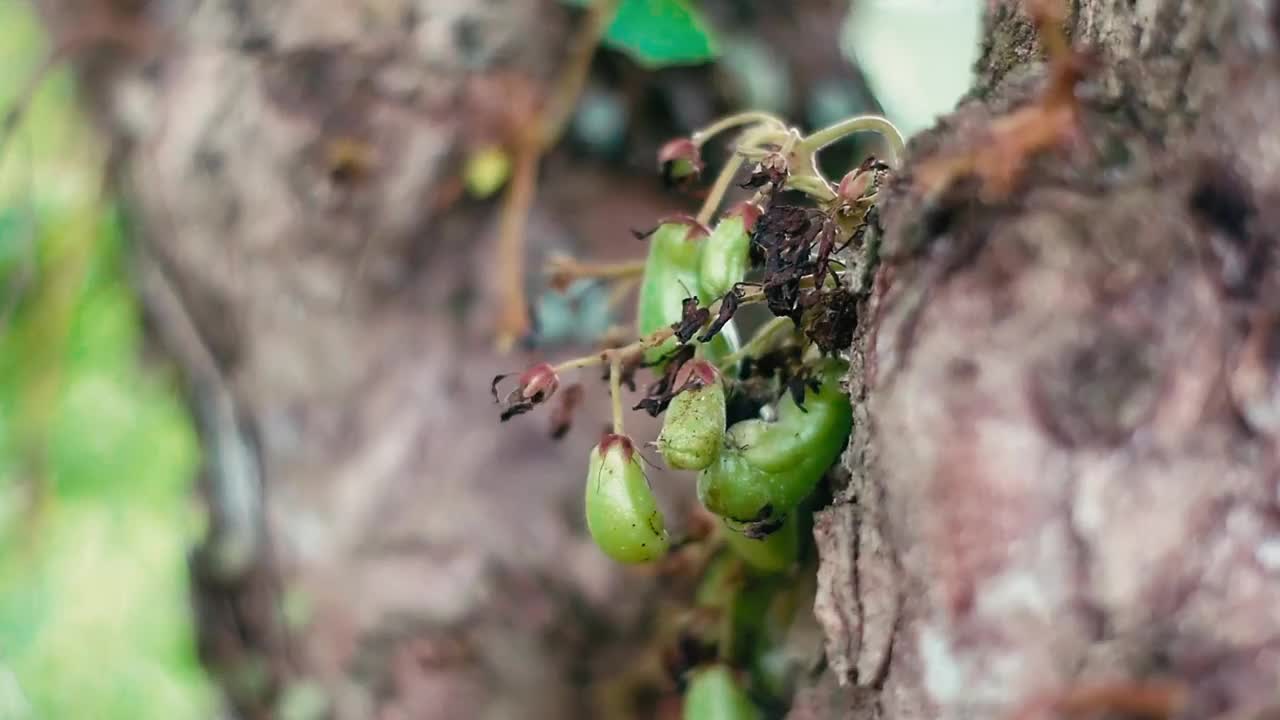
[[492, 362, 561, 421], [548, 383, 585, 439], [635, 344, 698, 417], [659, 137, 705, 189], [801, 287, 859, 354], [751, 204, 827, 322], [672, 297, 713, 343], [697, 287, 743, 344], [741, 152, 789, 189]]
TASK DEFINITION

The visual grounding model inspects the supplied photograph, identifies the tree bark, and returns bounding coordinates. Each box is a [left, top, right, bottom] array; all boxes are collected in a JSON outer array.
[[37, 0, 1280, 718], [810, 1, 1280, 717]]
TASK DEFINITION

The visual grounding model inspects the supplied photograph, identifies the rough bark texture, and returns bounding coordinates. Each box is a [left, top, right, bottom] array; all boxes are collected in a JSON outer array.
[[37, 0, 1280, 717], [812, 0, 1280, 718]]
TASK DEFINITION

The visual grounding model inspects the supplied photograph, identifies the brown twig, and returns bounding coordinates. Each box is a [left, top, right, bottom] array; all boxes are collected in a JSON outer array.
[[546, 255, 646, 291], [493, 0, 620, 352]]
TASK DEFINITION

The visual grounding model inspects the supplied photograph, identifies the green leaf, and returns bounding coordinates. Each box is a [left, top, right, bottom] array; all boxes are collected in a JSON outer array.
[[569, 0, 719, 68]]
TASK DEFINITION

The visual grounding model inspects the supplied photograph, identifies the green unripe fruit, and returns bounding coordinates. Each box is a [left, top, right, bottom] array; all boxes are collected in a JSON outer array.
[[721, 514, 799, 573], [694, 550, 740, 610], [683, 665, 762, 720], [658, 361, 727, 470], [697, 446, 778, 523], [732, 374, 851, 477], [698, 205, 759, 302], [697, 364, 852, 522], [637, 220, 737, 366], [585, 434, 669, 563]]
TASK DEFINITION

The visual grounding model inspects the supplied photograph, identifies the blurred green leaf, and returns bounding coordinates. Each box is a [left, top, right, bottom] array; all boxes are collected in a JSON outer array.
[[564, 0, 719, 68], [0, 1, 214, 717], [841, 0, 982, 139]]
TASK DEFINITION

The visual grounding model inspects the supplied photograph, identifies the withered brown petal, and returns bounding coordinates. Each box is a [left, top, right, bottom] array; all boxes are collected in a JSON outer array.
[[490, 374, 510, 402], [672, 297, 711, 343], [697, 288, 741, 343], [548, 384, 585, 440]]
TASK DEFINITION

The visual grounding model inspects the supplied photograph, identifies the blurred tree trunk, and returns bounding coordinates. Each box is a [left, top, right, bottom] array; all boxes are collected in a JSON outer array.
[[36, 2, 668, 718], [36, 0, 1280, 718]]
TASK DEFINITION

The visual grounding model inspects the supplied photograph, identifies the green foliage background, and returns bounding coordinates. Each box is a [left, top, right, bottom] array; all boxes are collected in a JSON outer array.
[[0, 3, 214, 718], [563, 0, 720, 68]]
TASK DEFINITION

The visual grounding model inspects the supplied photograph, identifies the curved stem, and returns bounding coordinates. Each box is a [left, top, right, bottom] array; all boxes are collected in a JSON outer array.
[[492, 0, 619, 351], [696, 152, 745, 226], [690, 111, 788, 145], [797, 115, 906, 167], [537, 0, 620, 145], [493, 143, 539, 351], [783, 174, 836, 202]]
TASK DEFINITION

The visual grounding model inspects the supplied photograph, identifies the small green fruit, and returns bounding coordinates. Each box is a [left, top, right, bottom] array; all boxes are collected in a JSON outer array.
[[699, 204, 759, 302], [683, 665, 762, 720], [721, 514, 799, 574], [658, 361, 727, 470], [585, 434, 669, 563], [697, 363, 852, 522]]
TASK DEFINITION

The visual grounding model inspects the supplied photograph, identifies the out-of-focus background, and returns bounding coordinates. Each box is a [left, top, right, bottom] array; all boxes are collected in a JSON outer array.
[[0, 1, 980, 717]]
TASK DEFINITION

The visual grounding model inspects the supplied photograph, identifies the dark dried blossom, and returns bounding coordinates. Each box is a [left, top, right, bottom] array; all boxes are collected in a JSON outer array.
[[672, 297, 712, 343], [802, 287, 859, 354], [740, 152, 788, 189], [493, 362, 560, 421], [696, 286, 742, 343], [548, 383, 584, 439], [751, 204, 831, 322], [634, 344, 697, 416]]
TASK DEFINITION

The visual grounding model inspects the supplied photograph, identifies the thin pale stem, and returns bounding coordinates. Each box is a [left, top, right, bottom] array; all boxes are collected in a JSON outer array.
[[696, 152, 745, 226], [690, 111, 788, 145], [783, 174, 836, 202], [492, 0, 619, 351], [493, 143, 539, 351], [609, 352, 624, 434], [797, 115, 906, 167], [548, 286, 771, 375], [546, 256, 646, 283], [538, 0, 620, 145]]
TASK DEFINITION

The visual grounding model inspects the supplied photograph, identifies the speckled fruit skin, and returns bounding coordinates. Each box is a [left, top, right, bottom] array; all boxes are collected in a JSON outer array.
[[585, 433, 669, 563], [637, 221, 737, 366], [658, 361, 727, 470], [699, 211, 753, 302], [697, 363, 851, 523]]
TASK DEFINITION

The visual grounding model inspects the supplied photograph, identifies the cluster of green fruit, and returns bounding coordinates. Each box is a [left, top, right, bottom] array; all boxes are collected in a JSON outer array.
[[495, 111, 901, 718], [588, 214, 852, 571]]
